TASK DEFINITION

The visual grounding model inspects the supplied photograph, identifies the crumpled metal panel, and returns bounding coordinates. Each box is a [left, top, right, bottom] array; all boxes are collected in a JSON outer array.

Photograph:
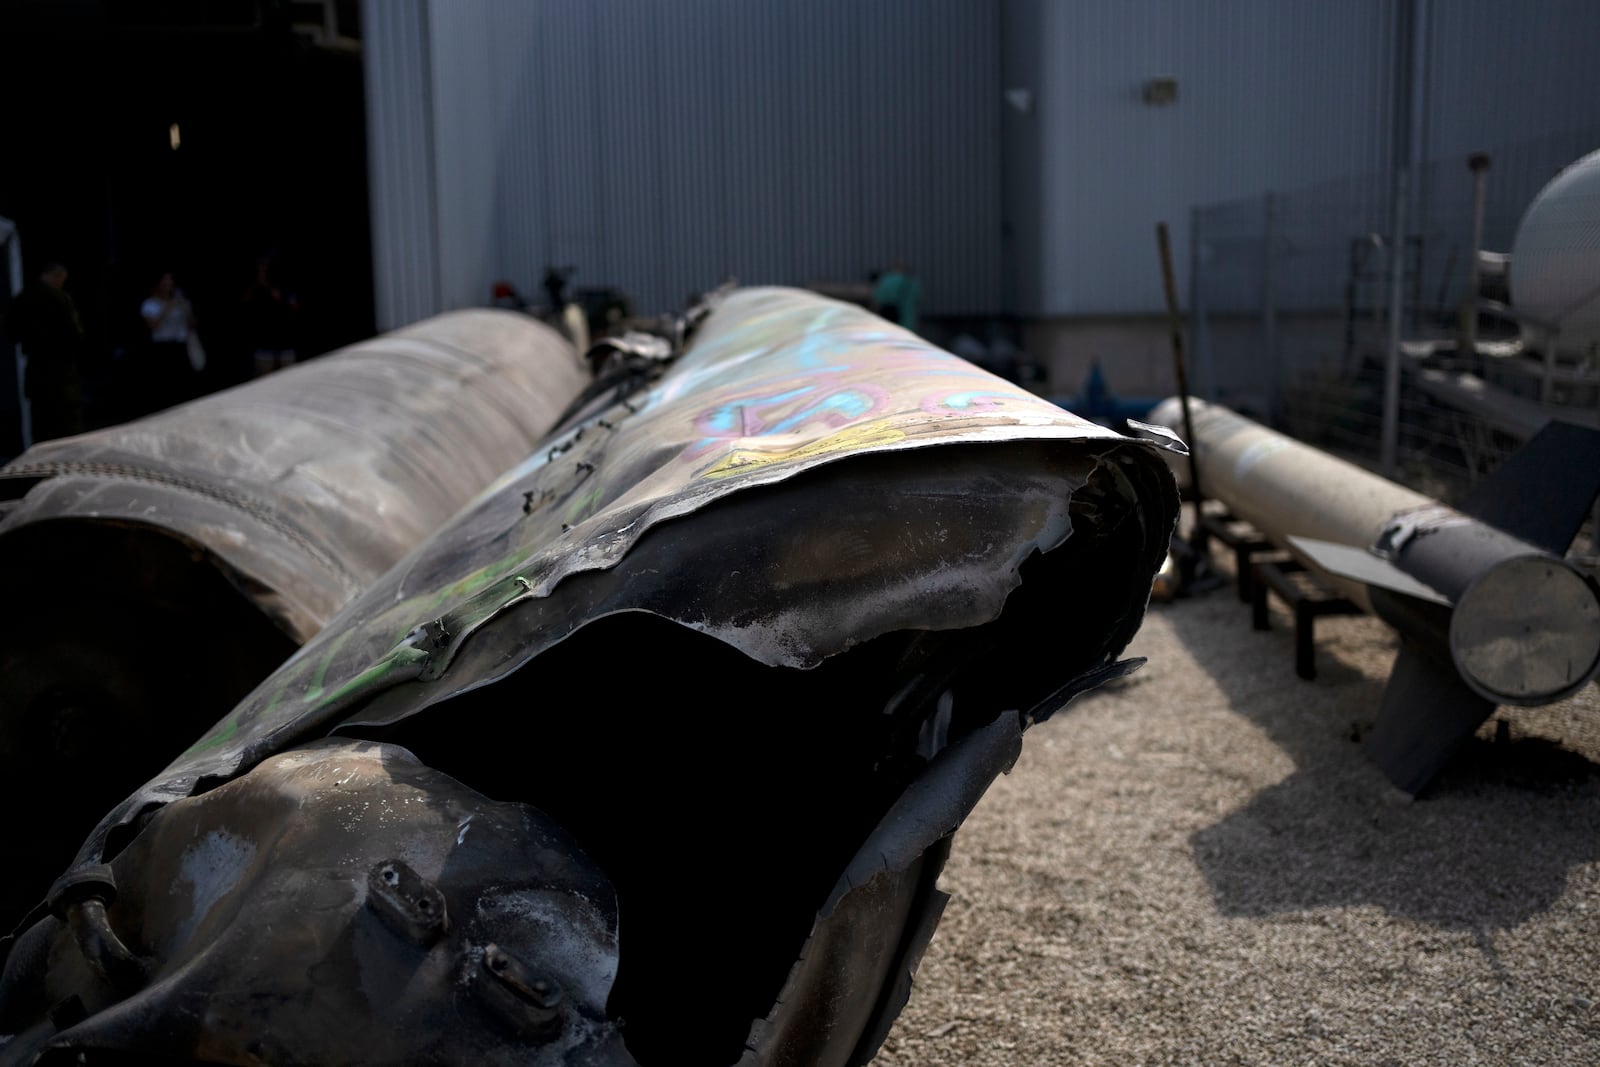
[[2, 287, 1180, 1066], [736, 711, 1027, 1067], [62, 287, 1150, 829], [0, 739, 633, 1066]]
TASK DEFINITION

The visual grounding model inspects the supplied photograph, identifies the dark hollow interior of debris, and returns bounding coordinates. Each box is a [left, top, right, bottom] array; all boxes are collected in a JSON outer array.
[[0, 521, 298, 931], [362, 454, 1164, 1064]]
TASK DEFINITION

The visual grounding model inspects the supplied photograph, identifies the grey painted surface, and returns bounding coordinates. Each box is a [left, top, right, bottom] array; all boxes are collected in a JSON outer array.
[[426, 0, 502, 313], [363, 1, 1600, 327], [362, 0, 440, 330], [1001, 0, 1044, 317], [1421, 0, 1600, 169], [486, 0, 555, 297], [1036, 0, 1396, 316], [1414, 0, 1600, 263], [364, 0, 1003, 327], [1036, 0, 1600, 317]]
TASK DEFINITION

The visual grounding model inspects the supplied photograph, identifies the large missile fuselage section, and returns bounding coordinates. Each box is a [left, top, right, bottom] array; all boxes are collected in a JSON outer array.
[[0, 288, 1180, 1066]]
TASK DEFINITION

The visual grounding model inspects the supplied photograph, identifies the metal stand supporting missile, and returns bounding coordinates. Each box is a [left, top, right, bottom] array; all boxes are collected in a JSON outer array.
[[1150, 396, 1600, 794]]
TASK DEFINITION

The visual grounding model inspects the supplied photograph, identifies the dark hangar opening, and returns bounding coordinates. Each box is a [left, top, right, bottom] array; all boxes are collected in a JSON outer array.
[[0, 0, 375, 454]]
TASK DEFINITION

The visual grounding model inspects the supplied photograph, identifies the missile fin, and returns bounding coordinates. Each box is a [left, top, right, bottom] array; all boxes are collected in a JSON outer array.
[[1458, 419, 1600, 554], [1287, 536, 1450, 605], [1364, 646, 1496, 795]]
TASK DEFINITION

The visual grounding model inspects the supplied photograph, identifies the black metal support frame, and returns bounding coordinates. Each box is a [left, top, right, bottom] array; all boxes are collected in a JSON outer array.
[[1251, 559, 1364, 680], [1198, 512, 1278, 604]]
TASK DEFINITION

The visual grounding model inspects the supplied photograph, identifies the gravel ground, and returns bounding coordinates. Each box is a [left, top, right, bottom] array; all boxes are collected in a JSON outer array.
[[875, 551, 1600, 1066]]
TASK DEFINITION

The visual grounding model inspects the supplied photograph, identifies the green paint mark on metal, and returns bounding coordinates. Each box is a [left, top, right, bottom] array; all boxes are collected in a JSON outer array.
[[261, 682, 287, 720], [262, 655, 308, 713], [384, 551, 533, 647], [565, 483, 607, 523], [453, 561, 515, 599], [300, 627, 356, 703], [318, 644, 431, 710], [209, 652, 317, 752]]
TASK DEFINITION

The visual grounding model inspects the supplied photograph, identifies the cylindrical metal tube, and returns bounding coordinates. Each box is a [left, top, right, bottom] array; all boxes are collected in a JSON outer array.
[[1148, 395, 1431, 610], [1151, 396, 1600, 706], [1375, 508, 1600, 705]]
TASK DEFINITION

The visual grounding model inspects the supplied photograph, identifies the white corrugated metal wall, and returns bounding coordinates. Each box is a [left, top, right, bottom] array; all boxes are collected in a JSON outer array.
[[364, 1, 1600, 329], [1422, 0, 1600, 165], [1028, 0, 1398, 317], [1000, 0, 1044, 317], [363, 0, 1003, 330], [1020, 0, 1600, 317], [427, 0, 503, 314], [362, 0, 440, 330], [1416, 0, 1600, 258]]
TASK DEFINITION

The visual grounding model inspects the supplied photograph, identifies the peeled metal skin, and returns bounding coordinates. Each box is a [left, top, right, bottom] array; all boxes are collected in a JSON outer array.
[[0, 288, 1181, 1066]]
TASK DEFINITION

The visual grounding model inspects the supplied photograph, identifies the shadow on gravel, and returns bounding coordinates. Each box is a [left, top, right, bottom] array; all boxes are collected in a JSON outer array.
[[1162, 588, 1600, 932]]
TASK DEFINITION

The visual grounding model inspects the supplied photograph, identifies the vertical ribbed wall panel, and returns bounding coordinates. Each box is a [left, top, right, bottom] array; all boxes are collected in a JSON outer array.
[[427, 0, 501, 310], [361, 0, 439, 330], [1423, 0, 1600, 162], [1001, 0, 1044, 316], [1038, 0, 1395, 315], [537, 2, 606, 294], [595, 0, 665, 312], [779, 0, 865, 297], [858, 2, 921, 287], [714, 2, 796, 297], [364, 3, 1600, 324], [488, 2, 550, 296], [859, 0, 1002, 315], [578, 0, 1003, 316], [1420, 0, 1600, 252], [944, 0, 1004, 313], [651, 3, 734, 308], [365, 0, 1003, 321]]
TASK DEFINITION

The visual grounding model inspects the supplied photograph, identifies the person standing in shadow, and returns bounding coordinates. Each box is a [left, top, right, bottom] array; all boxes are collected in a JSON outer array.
[[242, 255, 299, 378], [139, 270, 201, 413], [7, 259, 85, 444]]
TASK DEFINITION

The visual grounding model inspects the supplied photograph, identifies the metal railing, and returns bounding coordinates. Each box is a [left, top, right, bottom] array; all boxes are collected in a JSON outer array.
[[1188, 125, 1600, 512]]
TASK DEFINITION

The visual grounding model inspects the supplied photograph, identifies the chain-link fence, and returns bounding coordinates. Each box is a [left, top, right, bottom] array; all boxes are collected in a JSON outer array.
[[1189, 125, 1600, 510]]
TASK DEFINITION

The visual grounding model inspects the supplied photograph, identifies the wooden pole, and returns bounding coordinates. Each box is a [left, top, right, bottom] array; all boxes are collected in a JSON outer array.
[[1157, 221, 1205, 532]]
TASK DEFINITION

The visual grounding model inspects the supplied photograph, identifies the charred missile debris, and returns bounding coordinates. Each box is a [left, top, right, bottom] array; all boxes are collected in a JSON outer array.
[[1151, 396, 1600, 795], [0, 310, 591, 931], [0, 287, 1180, 1066]]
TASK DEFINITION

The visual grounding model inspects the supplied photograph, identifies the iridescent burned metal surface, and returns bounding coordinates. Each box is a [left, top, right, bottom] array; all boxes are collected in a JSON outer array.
[[2, 287, 1180, 1066]]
